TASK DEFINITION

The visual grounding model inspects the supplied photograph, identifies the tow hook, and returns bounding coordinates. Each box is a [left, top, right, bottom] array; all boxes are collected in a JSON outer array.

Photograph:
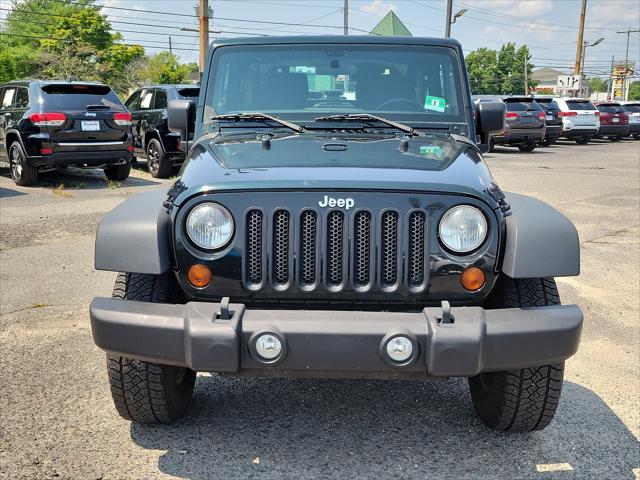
[[438, 300, 455, 324], [216, 297, 231, 320]]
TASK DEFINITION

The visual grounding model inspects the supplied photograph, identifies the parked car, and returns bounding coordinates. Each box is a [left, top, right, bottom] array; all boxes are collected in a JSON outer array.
[[90, 36, 583, 432], [534, 97, 563, 146], [553, 97, 600, 144], [594, 102, 629, 141], [125, 84, 200, 178], [0, 80, 133, 186], [619, 101, 640, 139], [490, 96, 546, 152]]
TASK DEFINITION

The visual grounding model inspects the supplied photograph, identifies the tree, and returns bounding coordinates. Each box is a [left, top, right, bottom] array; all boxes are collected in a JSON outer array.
[[138, 52, 192, 84], [1, 0, 144, 94], [583, 76, 608, 92], [627, 81, 640, 100], [465, 43, 536, 95]]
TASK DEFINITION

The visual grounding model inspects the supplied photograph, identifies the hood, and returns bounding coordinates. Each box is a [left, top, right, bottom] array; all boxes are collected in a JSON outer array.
[[175, 132, 499, 207]]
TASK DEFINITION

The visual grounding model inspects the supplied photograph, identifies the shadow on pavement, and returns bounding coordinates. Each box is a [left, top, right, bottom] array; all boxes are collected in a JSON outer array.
[[0, 165, 161, 189], [0, 186, 26, 198], [130, 377, 639, 479]]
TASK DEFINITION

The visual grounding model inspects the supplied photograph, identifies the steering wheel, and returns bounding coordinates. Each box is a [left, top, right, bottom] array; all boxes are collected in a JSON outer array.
[[375, 98, 424, 112]]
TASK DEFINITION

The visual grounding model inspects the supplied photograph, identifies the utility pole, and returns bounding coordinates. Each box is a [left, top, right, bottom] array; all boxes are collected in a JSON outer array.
[[608, 55, 614, 100], [573, 0, 587, 75], [617, 27, 640, 101], [343, 0, 348, 35], [445, 0, 453, 38], [169, 36, 172, 55], [524, 54, 528, 95], [199, 0, 209, 79]]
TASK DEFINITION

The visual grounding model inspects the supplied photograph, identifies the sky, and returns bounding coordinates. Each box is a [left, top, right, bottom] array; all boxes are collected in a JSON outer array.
[[2, 0, 639, 78]]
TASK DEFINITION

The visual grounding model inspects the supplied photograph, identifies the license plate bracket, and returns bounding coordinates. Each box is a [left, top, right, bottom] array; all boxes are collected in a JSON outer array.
[[81, 120, 100, 131]]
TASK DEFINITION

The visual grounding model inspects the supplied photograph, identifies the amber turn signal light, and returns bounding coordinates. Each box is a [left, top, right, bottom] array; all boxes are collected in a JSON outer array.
[[461, 267, 485, 291], [187, 264, 211, 288]]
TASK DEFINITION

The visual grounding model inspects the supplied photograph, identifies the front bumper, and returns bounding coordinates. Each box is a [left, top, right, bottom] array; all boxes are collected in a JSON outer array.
[[90, 297, 583, 378]]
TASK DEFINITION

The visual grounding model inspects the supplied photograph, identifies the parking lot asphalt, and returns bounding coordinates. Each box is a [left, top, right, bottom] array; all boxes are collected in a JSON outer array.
[[1, 142, 639, 480]]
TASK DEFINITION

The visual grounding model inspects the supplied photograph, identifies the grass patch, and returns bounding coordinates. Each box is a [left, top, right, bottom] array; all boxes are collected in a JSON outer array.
[[52, 183, 73, 198], [106, 180, 122, 189], [30, 303, 51, 309]]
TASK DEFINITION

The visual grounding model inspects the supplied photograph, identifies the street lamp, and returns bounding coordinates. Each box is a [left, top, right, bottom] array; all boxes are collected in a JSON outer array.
[[445, 0, 467, 38], [581, 37, 605, 78]]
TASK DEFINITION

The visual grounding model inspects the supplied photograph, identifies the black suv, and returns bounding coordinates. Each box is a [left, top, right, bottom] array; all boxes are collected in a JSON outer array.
[[0, 80, 133, 186], [125, 85, 199, 178], [491, 96, 546, 152], [534, 97, 563, 146], [90, 36, 582, 432]]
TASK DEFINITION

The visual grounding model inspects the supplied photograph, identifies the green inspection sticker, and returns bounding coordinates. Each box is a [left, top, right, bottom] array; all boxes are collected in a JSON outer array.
[[424, 95, 446, 113], [419, 145, 444, 158]]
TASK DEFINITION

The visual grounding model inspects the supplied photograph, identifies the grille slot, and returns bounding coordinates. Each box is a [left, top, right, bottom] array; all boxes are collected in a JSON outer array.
[[326, 211, 345, 287], [299, 210, 318, 286], [353, 211, 372, 287], [381, 211, 399, 288], [408, 211, 427, 287], [245, 209, 263, 285], [272, 210, 290, 286]]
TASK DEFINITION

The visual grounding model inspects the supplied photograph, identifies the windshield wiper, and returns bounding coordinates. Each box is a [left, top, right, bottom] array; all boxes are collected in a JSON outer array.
[[211, 112, 305, 133], [314, 113, 425, 137]]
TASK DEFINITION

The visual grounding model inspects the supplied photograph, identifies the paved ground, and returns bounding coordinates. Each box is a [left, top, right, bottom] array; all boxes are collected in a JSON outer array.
[[1, 142, 639, 480]]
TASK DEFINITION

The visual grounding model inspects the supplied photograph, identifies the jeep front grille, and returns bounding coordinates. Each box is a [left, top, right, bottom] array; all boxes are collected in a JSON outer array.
[[243, 207, 429, 293]]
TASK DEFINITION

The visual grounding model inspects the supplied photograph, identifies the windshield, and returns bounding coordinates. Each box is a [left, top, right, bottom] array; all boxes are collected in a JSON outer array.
[[623, 104, 640, 113], [505, 100, 542, 112], [566, 100, 596, 111], [41, 84, 124, 111], [204, 44, 465, 125], [597, 104, 624, 113]]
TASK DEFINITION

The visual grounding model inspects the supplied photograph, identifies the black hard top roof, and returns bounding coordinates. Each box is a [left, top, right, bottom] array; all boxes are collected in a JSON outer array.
[[210, 35, 462, 49]]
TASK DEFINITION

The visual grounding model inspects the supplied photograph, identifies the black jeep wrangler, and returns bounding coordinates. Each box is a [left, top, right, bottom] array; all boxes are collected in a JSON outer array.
[[90, 37, 583, 432]]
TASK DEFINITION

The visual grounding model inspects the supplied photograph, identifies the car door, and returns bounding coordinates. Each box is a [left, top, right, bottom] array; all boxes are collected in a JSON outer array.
[[137, 89, 155, 149], [124, 90, 143, 149], [0, 86, 15, 159], [152, 88, 170, 149]]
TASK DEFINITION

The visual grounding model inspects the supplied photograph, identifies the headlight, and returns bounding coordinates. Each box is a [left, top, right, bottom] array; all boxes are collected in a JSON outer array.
[[186, 202, 234, 250], [439, 205, 487, 253]]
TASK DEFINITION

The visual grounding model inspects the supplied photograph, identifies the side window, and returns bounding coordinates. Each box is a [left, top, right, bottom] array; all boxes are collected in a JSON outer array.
[[1, 88, 16, 110], [14, 87, 29, 109], [139, 89, 154, 110], [154, 89, 168, 110], [125, 90, 142, 111]]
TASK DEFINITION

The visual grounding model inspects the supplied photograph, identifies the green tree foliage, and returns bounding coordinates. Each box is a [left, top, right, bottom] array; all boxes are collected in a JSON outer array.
[[627, 81, 640, 100], [138, 52, 193, 84], [583, 76, 608, 92], [465, 43, 536, 95], [0, 0, 143, 94]]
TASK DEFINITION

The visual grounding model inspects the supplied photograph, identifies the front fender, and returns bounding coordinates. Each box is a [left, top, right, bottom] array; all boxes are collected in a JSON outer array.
[[95, 188, 172, 274], [502, 193, 580, 278]]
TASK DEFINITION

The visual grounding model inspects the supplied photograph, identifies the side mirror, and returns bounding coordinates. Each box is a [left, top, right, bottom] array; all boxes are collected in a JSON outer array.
[[476, 101, 506, 153], [168, 100, 196, 153]]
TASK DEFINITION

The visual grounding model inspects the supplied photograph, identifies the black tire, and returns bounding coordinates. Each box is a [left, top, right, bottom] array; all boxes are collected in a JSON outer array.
[[469, 277, 565, 432], [8, 142, 38, 186], [146, 138, 172, 178], [518, 143, 536, 152], [106, 273, 196, 423], [488, 138, 495, 152], [633, 134, 640, 140], [540, 136, 557, 147], [575, 137, 590, 145], [104, 164, 131, 181], [608, 136, 622, 142]]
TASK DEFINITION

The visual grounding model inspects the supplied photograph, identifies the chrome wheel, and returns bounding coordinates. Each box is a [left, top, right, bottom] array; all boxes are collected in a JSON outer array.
[[9, 144, 23, 180], [147, 141, 160, 173]]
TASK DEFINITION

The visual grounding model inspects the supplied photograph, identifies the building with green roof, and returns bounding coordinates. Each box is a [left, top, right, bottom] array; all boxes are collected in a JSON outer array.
[[370, 11, 413, 37]]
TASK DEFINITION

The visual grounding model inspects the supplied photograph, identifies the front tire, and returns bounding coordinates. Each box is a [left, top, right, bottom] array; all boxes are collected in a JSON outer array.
[[469, 277, 565, 432], [106, 273, 195, 423], [9, 142, 38, 186], [146, 138, 173, 178]]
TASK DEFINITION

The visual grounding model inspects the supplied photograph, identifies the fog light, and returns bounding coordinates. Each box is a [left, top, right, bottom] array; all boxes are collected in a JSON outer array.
[[386, 336, 413, 363], [255, 334, 282, 361]]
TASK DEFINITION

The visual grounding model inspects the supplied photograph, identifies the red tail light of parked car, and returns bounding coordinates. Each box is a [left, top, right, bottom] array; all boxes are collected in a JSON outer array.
[[29, 112, 66, 126], [113, 112, 133, 126]]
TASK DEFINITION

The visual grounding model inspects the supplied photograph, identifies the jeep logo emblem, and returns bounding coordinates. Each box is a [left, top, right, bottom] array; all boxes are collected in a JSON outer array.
[[318, 195, 355, 210], [85, 112, 97, 117]]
